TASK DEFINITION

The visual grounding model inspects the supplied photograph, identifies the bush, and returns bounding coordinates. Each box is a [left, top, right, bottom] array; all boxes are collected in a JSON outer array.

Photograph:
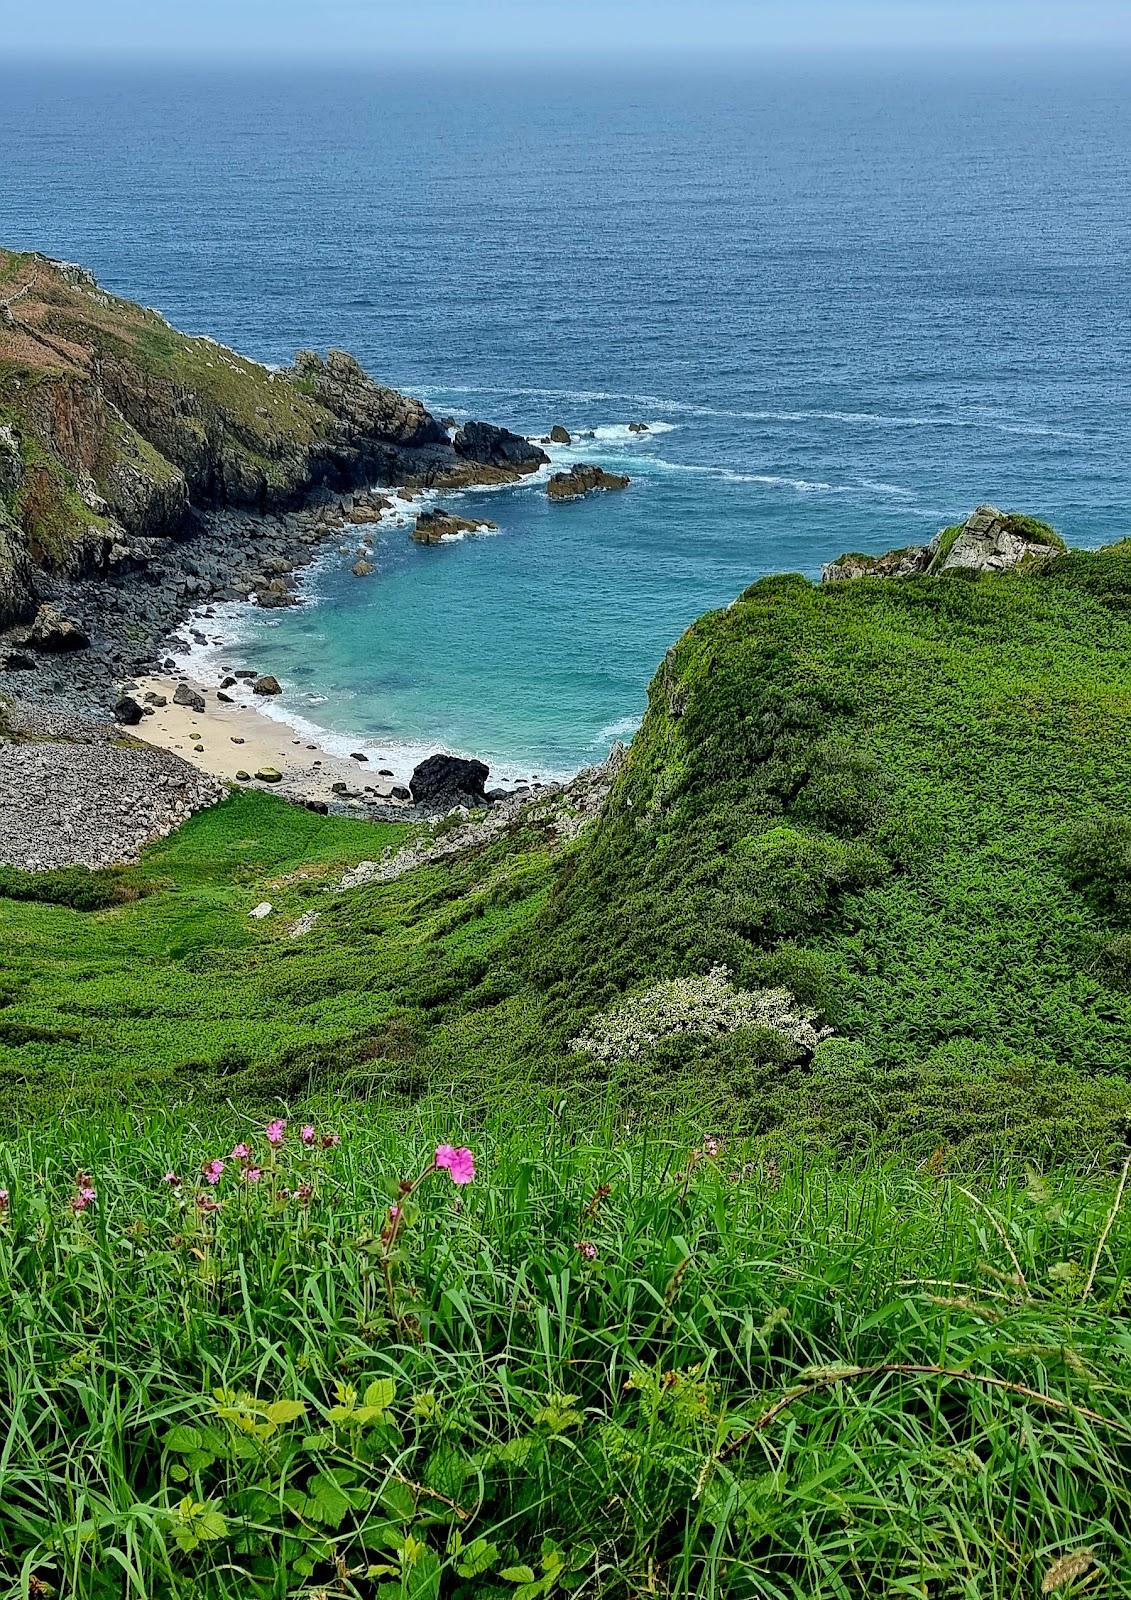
[[0, 864, 142, 910]]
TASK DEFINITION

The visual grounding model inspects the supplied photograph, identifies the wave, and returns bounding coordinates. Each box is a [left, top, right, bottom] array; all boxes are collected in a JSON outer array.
[[421, 382, 1087, 441], [590, 714, 642, 746]]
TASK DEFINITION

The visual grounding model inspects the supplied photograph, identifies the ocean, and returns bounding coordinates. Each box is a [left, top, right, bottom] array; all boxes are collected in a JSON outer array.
[[3, 57, 1130, 778]]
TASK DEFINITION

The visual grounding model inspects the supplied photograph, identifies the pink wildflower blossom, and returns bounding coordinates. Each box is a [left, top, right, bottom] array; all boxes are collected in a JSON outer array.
[[162, 1171, 181, 1188], [71, 1186, 96, 1214], [0, 1188, 9, 1214], [301, 1125, 316, 1146], [320, 1132, 340, 1149], [389, 1204, 401, 1220], [294, 1183, 313, 1204], [230, 1142, 252, 1161], [434, 1145, 476, 1185], [203, 1159, 225, 1185], [265, 1119, 287, 1147], [241, 1166, 263, 1185], [704, 1136, 720, 1157], [576, 1240, 598, 1260]]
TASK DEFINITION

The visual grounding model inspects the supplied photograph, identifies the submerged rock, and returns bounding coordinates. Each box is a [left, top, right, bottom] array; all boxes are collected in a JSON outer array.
[[547, 464, 631, 501]]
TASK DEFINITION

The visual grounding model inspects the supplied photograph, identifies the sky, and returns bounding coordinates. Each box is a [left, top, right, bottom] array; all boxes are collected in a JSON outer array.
[[4, 0, 1131, 61]]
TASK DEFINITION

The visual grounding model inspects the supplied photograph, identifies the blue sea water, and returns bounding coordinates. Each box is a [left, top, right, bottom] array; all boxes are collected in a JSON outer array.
[[3, 57, 1130, 776]]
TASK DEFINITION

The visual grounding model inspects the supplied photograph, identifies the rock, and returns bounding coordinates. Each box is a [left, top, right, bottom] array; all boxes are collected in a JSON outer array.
[[547, 464, 631, 501], [172, 682, 206, 713], [822, 505, 1064, 584], [27, 604, 90, 652], [378, 768, 394, 776], [253, 675, 282, 696], [412, 508, 499, 544], [113, 694, 144, 725], [234, 669, 257, 679], [143, 691, 167, 706], [351, 558, 375, 576], [2, 651, 36, 671], [219, 675, 236, 689], [350, 751, 368, 762], [628, 421, 650, 433], [303, 801, 328, 816], [391, 784, 412, 801], [235, 769, 251, 781], [410, 752, 490, 808], [216, 690, 234, 703], [549, 424, 572, 444], [453, 421, 549, 476], [249, 902, 272, 919], [255, 766, 283, 783], [821, 546, 933, 582], [331, 781, 348, 793], [230, 735, 245, 744]]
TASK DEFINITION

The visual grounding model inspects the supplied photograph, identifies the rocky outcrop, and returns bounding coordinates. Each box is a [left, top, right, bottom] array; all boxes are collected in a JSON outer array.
[[0, 248, 541, 644], [410, 753, 490, 808], [412, 508, 499, 544], [549, 425, 572, 444], [547, 464, 631, 501], [822, 504, 1065, 585], [453, 422, 548, 476], [25, 604, 89, 652]]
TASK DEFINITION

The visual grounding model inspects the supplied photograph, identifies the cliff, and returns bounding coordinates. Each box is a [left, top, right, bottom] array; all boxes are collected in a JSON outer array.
[[0, 250, 546, 624]]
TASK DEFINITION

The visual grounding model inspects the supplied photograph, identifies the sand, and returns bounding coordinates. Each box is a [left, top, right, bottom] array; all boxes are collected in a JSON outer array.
[[131, 674, 409, 808]]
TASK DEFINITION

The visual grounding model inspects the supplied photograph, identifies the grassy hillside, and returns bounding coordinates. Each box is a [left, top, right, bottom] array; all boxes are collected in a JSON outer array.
[[5, 546, 1131, 1157]]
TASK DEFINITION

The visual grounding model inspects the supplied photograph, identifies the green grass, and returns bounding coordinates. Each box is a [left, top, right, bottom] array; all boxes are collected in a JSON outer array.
[[0, 1106, 1128, 1599]]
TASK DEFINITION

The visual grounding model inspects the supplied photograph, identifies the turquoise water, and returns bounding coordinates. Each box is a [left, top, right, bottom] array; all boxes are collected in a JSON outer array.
[[3, 59, 1130, 775]]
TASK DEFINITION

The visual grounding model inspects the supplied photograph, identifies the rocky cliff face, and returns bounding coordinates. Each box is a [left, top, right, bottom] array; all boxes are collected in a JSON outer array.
[[822, 504, 1065, 585], [0, 249, 521, 625]]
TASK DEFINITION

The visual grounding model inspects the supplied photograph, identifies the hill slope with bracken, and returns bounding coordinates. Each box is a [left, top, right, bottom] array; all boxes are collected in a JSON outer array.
[[4, 530, 1131, 1156]]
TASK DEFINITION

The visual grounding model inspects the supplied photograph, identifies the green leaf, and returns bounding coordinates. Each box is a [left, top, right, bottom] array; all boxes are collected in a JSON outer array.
[[455, 1537, 499, 1578], [364, 1377, 397, 1414], [165, 1425, 202, 1453], [502, 1566, 537, 1583], [196, 1510, 228, 1542], [265, 1398, 307, 1425]]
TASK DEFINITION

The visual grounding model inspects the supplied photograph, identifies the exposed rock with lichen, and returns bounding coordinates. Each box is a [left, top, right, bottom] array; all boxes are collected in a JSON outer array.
[[822, 504, 1065, 585]]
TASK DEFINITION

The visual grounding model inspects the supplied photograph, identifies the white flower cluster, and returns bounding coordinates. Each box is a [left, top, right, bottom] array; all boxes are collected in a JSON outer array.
[[569, 965, 831, 1063]]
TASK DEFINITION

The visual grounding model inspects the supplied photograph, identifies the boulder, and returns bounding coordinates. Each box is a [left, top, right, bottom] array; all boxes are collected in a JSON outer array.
[[391, 784, 412, 801], [27, 604, 89, 652], [2, 650, 36, 671], [547, 464, 631, 501], [822, 505, 1065, 585], [113, 694, 144, 725], [173, 682, 206, 713], [822, 546, 933, 583], [235, 769, 251, 781], [351, 558, 375, 577], [410, 752, 490, 808], [549, 424, 572, 445], [628, 421, 650, 434], [255, 766, 283, 783], [412, 509, 499, 545], [253, 675, 282, 696], [453, 421, 549, 476]]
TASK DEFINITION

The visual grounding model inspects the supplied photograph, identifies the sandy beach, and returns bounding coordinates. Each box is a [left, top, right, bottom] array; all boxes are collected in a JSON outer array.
[[131, 673, 411, 809]]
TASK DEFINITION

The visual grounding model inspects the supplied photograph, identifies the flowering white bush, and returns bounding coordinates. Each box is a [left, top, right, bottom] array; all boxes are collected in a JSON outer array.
[[569, 965, 831, 1063]]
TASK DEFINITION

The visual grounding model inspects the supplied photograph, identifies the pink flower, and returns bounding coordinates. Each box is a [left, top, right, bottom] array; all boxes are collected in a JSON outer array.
[[230, 1142, 252, 1161], [301, 1125, 316, 1146], [162, 1171, 181, 1188], [203, 1159, 225, 1185], [435, 1145, 475, 1185], [0, 1188, 10, 1211], [704, 1136, 720, 1157], [576, 1240, 598, 1261], [71, 1186, 96, 1214], [389, 1204, 401, 1220], [294, 1183, 313, 1205], [320, 1133, 340, 1149], [241, 1166, 262, 1185], [265, 1119, 287, 1147]]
